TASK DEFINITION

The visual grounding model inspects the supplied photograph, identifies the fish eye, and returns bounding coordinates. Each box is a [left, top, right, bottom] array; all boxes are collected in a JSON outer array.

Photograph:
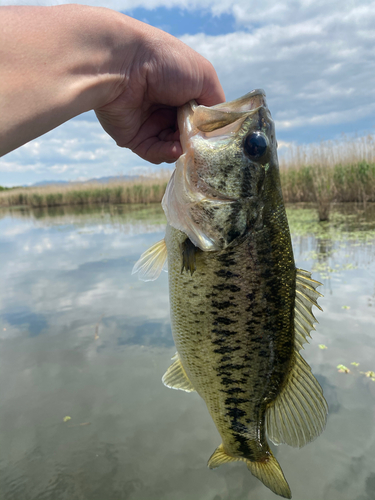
[[244, 132, 268, 159]]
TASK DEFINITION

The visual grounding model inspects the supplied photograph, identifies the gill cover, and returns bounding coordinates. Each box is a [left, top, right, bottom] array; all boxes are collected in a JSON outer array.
[[162, 89, 271, 251]]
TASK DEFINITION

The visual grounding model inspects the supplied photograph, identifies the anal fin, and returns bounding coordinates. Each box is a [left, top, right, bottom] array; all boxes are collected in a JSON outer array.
[[207, 444, 238, 469], [162, 353, 196, 392]]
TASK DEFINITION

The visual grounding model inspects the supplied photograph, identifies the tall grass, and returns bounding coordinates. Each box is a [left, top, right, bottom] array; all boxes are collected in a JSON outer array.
[[279, 134, 375, 220], [1, 135, 375, 219], [0, 172, 171, 208]]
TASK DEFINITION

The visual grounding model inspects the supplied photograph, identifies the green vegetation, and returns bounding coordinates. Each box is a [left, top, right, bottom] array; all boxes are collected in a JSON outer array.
[[280, 161, 375, 219], [279, 134, 375, 220], [0, 175, 170, 208], [1, 135, 374, 218]]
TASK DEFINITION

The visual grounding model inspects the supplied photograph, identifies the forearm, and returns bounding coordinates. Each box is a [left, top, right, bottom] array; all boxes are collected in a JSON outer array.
[[0, 5, 139, 156]]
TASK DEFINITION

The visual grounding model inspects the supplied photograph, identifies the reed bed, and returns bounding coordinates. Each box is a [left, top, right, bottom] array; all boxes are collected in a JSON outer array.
[[0, 172, 171, 208], [279, 134, 375, 220], [1, 135, 375, 221]]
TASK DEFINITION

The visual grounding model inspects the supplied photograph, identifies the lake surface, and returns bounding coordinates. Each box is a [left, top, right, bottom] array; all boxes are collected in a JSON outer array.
[[0, 203, 375, 500]]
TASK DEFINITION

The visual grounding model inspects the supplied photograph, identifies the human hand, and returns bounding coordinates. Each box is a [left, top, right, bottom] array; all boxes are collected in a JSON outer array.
[[0, 6, 224, 160], [95, 20, 225, 164]]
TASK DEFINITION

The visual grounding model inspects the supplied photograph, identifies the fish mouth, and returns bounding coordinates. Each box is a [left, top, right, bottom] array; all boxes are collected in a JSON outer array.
[[176, 89, 268, 204], [178, 89, 267, 147], [162, 90, 270, 251], [194, 89, 267, 132]]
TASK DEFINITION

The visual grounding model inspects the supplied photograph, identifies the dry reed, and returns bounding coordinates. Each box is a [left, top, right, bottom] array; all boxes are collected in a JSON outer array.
[[0, 172, 171, 208], [279, 134, 375, 220], [1, 135, 375, 218]]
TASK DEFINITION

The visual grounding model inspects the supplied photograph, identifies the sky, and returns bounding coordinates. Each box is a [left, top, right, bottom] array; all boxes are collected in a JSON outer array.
[[1, 0, 375, 186]]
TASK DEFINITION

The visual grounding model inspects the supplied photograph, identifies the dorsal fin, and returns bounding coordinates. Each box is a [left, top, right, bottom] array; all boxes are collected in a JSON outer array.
[[266, 269, 328, 448], [162, 353, 196, 392], [294, 269, 323, 350], [131, 239, 167, 282]]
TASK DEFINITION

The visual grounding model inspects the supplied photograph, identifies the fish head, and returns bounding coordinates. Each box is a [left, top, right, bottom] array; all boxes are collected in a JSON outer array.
[[162, 90, 280, 251]]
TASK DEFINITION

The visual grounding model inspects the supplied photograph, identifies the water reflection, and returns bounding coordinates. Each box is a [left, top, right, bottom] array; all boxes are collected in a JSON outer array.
[[0, 203, 375, 500]]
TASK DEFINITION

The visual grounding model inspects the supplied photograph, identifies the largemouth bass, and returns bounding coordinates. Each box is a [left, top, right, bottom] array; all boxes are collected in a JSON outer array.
[[133, 89, 328, 498]]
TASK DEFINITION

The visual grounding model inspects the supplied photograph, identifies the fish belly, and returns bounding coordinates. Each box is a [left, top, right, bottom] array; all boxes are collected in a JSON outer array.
[[166, 223, 296, 461]]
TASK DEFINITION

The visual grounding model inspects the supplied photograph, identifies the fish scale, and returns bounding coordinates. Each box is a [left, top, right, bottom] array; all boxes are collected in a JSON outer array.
[[166, 194, 295, 463], [133, 89, 328, 499]]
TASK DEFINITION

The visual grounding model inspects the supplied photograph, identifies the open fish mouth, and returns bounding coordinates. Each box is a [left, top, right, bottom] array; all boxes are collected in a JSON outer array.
[[179, 89, 268, 146], [162, 89, 271, 251]]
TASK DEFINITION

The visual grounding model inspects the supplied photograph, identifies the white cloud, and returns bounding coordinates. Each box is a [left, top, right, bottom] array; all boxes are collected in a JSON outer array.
[[1, 0, 374, 184], [179, 3, 375, 136], [0, 116, 154, 184]]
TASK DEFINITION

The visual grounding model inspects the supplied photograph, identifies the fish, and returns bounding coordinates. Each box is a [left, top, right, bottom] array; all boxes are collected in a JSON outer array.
[[132, 89, 328, 498]]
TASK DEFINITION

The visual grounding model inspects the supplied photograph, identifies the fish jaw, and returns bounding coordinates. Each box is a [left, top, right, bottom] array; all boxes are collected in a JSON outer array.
[[162, 89, 276, 252]]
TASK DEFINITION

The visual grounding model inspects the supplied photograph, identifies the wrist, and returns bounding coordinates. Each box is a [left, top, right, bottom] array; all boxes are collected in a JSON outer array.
[[0, 5, 143, 155]]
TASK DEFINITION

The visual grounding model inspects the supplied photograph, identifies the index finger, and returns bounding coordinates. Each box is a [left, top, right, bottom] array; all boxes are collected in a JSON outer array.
[[195, 59, 226, 107]]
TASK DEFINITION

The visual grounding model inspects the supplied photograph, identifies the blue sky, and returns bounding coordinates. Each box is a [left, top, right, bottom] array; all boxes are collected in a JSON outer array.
[[1, 0, 375, 186]]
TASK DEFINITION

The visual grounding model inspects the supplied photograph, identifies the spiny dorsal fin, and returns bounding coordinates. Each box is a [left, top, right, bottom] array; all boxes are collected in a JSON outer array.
[[266, 269, 328, 448], [162, 353, 196, 392], [131, 239, 167, 282], [295, 268, 323, 349]]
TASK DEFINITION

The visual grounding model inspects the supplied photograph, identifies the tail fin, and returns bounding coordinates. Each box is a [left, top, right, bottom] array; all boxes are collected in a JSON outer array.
[[208, 444, 291, 499], [246, 451, 291, 499]]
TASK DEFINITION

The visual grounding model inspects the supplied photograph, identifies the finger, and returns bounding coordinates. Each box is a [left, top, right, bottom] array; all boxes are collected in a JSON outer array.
[[127, 106, 177, 151], [132, 137, 182, 164], [195, 60, 226, 107]]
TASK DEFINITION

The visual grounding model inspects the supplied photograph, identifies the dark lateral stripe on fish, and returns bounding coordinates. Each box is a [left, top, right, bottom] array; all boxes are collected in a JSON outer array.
[[211, 300, 237, 310], [217, 255, 237, 266], [213, 316, 237, 325], [222, 387, 246, 395], [220, 355, 232, 362], [212, 328, 236, 337], [219, 377, 242, 386], [211, 338, 228, 346], [216, 363, 244, 372], [214, 270, 239, 279], [232, 434, 254, 459], [212, 283, 241, 293], [227, 407, 246, 419], [213, 345, 241, 355], [225, 397, 248, 405]]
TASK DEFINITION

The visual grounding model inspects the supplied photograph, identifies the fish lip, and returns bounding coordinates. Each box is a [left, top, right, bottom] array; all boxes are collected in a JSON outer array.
[[207, 88, 267, 113], [181, 89, 268, 140]]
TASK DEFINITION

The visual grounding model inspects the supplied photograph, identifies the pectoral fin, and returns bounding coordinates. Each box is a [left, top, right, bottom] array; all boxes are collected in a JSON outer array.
[[162, 353, 196, 392], [181, 238, 200, 276], [131, 239, 167, 281]]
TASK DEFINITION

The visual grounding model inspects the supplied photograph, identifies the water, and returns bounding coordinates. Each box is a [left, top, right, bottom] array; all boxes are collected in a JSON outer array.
[[0, 203, 374, 500]]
